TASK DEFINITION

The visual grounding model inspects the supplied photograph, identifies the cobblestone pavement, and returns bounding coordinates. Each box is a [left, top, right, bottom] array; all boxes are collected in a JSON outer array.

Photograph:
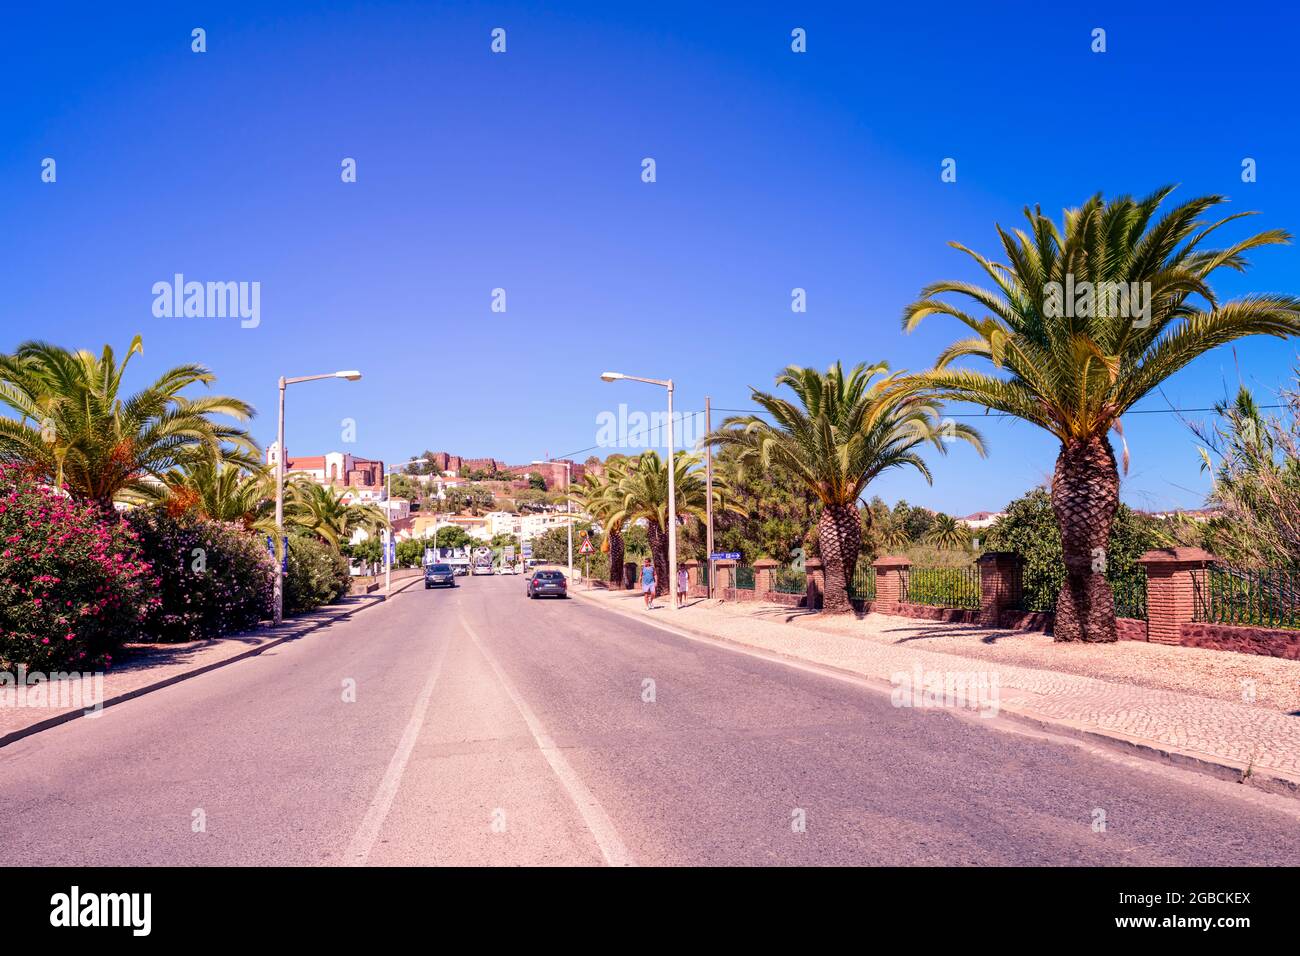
[[571, 585, 1300, 789]]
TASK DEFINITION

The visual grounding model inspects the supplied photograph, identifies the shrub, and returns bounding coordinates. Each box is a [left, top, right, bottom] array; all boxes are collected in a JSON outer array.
[[984, 488, 1168, 610], [126, 507, 275, 642], [0, 466, 158, 671], [284, 534, 350, 614]]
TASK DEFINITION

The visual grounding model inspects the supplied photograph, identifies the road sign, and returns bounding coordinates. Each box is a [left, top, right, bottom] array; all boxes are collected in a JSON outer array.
[[710, 551, 740, 560], [579, 538, 595, 555]]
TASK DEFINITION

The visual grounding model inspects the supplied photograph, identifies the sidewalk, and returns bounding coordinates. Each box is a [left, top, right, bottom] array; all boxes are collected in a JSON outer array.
[[0, 573, 424, 747], [571, 584, 1300, 797]]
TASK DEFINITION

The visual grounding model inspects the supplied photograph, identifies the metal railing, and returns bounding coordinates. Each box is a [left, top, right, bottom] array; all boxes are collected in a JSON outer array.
[[773, 564, 807, 594], [903, 566, 980, 609], [1019, 569, 1147, 620], [849, 560, 876, 602], [735, 563, 755, 590], [1194, 566, 1300, 630]]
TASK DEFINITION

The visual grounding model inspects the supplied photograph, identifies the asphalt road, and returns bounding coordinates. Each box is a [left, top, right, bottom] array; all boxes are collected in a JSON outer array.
[[2, 575, 1298, 866]]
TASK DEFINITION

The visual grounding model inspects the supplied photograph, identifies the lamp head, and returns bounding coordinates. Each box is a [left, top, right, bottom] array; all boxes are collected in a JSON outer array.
[[599, 371, 624, 382], [336, 370, 363, 381]]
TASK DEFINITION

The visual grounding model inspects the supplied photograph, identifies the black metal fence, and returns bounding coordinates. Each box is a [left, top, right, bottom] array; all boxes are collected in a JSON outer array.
[[849, 560, 876, 602], [903, 566, 980, 609], [773, 563, 807, 594], [1193, 566, 1300, 630]]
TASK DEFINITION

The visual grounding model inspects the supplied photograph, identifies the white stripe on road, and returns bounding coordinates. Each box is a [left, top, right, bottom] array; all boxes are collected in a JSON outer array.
[[459, 614, 636, 868], [343, 636, 450, 866]]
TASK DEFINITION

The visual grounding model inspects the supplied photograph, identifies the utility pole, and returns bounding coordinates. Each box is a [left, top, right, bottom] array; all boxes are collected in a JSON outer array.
[[705, 396, 714, 599]]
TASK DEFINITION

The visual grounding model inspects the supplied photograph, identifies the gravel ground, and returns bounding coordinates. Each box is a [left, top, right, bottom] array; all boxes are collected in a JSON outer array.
[[675, 595, 1300, 714]]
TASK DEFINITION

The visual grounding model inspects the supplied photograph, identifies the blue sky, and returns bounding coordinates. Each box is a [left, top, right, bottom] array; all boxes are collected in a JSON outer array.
[[3, 1, 1299, 514]]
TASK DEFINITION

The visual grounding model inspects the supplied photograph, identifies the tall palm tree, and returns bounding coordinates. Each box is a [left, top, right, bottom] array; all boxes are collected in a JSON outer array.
[[902, 188, 1300, 641], [131, 452, 273, 529], [284, 479, 384, 549], [707, 362, 983, 613], [606, 450, 733, 596], [0, 336, 257, 511], [924, 514, 971, 551], [570, 463, 628, 588]]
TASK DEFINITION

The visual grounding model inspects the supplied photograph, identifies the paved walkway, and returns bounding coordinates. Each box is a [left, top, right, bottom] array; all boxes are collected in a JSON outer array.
[[570, 584, 1300, 795], [0, 574, 424, 745]]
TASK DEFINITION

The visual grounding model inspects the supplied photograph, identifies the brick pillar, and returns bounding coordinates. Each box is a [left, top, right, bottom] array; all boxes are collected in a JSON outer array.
[[683, 560, 701, 593], [872, 555, 911, 606], [977, 551, 1022, 627], [714, 559, 736, 598], [804, 558, 825, 609], [1140, 547, 1213, 646], [753, 558, 778, 597]]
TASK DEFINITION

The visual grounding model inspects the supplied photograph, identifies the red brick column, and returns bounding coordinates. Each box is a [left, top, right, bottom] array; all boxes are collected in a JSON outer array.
[[753, 558, 778, 597], [977, 551, 1022, 627], [804, 558, 825, 609], [714, 559, 736, 598], [683, 560, 700, 589], [872, 555, 911, 606], [1139, 547, 1214, 646]]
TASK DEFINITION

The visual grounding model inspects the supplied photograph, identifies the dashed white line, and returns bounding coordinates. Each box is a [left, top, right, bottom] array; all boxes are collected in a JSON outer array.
[[343, 636, 450, 866], [459, 613, 636, 867]]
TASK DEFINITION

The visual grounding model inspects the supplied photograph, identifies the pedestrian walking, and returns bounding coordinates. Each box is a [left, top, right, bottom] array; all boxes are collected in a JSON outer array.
[[641, 557, 657, 609]]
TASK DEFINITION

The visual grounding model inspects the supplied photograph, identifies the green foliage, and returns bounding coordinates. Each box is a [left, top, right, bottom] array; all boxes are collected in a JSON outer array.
[[0, 466, 158, 670], [983, 488, 1168, 610], [283, 534, 350, 615], [127, 507, 275, 642], [527, 472, 547, 490]]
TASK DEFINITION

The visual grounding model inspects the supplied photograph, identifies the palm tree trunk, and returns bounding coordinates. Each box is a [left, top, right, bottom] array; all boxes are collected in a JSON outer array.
[[1051, 435, 1119, 643], [607, 528, 625, 588], [647, 522, 669, 596], [817, 502, 860, 613]]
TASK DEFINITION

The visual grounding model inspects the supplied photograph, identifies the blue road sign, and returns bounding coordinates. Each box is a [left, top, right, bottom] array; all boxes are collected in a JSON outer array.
[[710, 552, 741, 561]]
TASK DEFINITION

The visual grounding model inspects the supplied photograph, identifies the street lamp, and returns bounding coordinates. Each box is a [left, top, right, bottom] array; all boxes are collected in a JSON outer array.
[[274, 370, 362, 625], [384, 457, 432, 593], [532, 458, 573, 581], [600, 371, 677, 609]]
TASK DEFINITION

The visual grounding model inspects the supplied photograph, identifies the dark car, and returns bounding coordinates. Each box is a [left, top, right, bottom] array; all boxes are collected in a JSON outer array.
[[424, 563, 457, 589], [526, 570, 567, 599]]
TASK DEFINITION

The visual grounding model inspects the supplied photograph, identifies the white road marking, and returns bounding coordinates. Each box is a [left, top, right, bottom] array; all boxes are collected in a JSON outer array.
[[459, 614, 635, 867], [343, 635, 450, 866]]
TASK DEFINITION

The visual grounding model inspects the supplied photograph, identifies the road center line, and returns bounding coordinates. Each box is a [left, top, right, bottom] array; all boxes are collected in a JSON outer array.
[[459, 613, 635, 868], [343, 633, 450, 866]]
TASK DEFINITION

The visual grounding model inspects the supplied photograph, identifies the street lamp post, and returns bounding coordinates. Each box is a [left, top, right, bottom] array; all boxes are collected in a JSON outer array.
[[600, 371, 677, 609], [273, 370, 362, 625]]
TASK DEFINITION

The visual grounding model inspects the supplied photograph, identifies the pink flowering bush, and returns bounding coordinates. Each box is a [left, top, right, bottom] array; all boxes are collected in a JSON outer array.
[[0, 466, 158, 671], [126, 507, 276, 642]]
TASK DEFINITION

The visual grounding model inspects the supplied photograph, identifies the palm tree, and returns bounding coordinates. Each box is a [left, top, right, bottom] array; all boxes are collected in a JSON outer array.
[[0, 336, 257, 511], [607, 450, 733, 596], [570, 463, 628, 588], [131, 452, 273, 529], [283, 479, 384, 549], [925, 514, 971, 550], [707, 362, 983, 613], [902, 188, 1300, 641]]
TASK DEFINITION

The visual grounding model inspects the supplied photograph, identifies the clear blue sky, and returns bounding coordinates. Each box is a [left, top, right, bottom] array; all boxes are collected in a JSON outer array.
[[4, 1, 1299, 514]]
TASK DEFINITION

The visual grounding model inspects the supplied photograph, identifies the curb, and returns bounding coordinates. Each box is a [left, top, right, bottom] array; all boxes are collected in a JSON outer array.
[[569, 589, 1300, 801], [0, 574, 424, 749]]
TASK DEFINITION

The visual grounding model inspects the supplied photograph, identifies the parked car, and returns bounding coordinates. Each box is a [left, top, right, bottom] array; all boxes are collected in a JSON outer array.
[[424, 563, 457, 589], [472, 562, 494, 576], [495, 563, 520, 575], [526, 570, 568, 599]]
